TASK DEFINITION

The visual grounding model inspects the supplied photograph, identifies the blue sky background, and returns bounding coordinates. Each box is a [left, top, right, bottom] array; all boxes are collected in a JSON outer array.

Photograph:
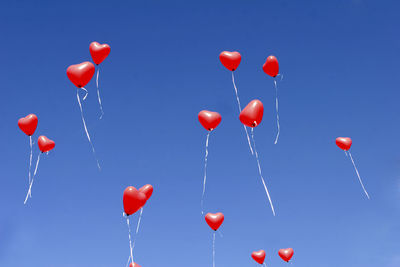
[[0, 0, 400, 266]]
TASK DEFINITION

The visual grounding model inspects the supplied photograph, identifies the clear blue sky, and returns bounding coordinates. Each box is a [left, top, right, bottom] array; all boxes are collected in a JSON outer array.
[[0, 0, 399, 266]]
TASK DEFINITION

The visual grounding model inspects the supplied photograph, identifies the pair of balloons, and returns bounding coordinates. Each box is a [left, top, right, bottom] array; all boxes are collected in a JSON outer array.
[[66, 42, 110, 88], [198, 101, 264, 130], [219, 51, 279, 77], [18, 114, 55, 153], [123, 185, 154, 215], [251, 248, 294, 264]]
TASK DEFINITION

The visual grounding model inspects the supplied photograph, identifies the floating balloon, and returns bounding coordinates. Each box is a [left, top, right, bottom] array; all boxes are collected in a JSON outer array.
[[123, 185, 152, 267], [251, 250, 266, 265], [219, 51, 253, 154], [278, 248, 294, 262], [123, 186, 147, 216], [18, 114, 38, 200], [205, 212, 224, 231], [18, 114, 38, 136], [219, 51, 241, 71], [263, 55, 282, 144], [240, 100, 275, 216], [90, 42, 111, 65], [336, 137, 370, 199], [67, 62, 95, 88], [90, 41, 111, 119], [262, 56, 279, 78], [66, 61, 100, 170], [38, 136, 55, 153], [205, 212, 224, 267], [239, 100, 264, 127], [24, 135, 55, 204], [198, 111, 222, 131], [336, 137, 352, 151], [129, 263, 141, 267], [198, 110, 221, 214]]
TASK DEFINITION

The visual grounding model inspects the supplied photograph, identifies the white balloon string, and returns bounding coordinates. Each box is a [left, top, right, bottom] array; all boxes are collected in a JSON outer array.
[[125, 255, 131, 267], [201, 132, 210, 214], [231, 72, 254, 155], [251, 128, 276, 216], [81, 87, 89, 101], [24, 153, 41, 204], [135, 208, 143, 235], [28, 136, 33, 197], [273, 79, 280, 145], [212, 231, 216, 267], [96, 68, 104, 119], [76, 88, 101, 170], [263, 262, 267, 267], [348, 151, 370, 199], [126, 216, 134, 265]]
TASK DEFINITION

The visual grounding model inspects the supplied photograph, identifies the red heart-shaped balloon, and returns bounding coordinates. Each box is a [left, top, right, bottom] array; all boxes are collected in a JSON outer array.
[[18, 114, 38, 136], [336, 137, 352, 151], [38, 135, 55, 153], [205, 212, 224, 231], [263, 55, 279, 77], [198, 110, 222, 131], [278, 248, 294, 262], [139, 184, 153, 201], [239, 100, 264, 127], [219, 51, 241, 71], [66, 62, 95, 88], [123, 186, 147, 216], [251, 250, 266, 264], [129, 263, 141, 267], [89, 42, 111, 65]]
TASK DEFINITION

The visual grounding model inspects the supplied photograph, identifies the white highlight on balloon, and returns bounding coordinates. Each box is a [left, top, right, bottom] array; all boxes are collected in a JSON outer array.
[[201, 132, 210, 214], [76, 87, 101, 170], [24, 153, 41, 204], [96, 68, 104, 119], [231, 72, 254, 155], [347, 151, 370, 199], [251, 128, 276, 216]]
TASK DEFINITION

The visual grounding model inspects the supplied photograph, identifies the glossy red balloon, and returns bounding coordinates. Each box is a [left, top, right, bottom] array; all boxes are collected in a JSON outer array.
[[198, 110, 222, 131], [262, 56, 279, 77], [139, 184, 153, 201], [123, 186, 147, 216], [336, 137, 352, 151], [239, 100, 264, 127], [205, 212, 224, 231], [219, 51, 241, 71], [18, 114, 38, 136], [89, 42, 111, 65], [278, 248, 294, 262], [129, 263, 141, 267], [251, 250, 266, 264], [38, 136, 55, 153], [66, 62, 95, 88]]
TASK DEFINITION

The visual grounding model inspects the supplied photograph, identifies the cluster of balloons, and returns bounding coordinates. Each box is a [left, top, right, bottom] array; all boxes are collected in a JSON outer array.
[[199, 52, 280, 220], [66, 41, 111, 169], [18, 114, 55, 204], [197, 51, 286, 267], [123, 185, 153, 267], [252, 248, 294, 265]]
